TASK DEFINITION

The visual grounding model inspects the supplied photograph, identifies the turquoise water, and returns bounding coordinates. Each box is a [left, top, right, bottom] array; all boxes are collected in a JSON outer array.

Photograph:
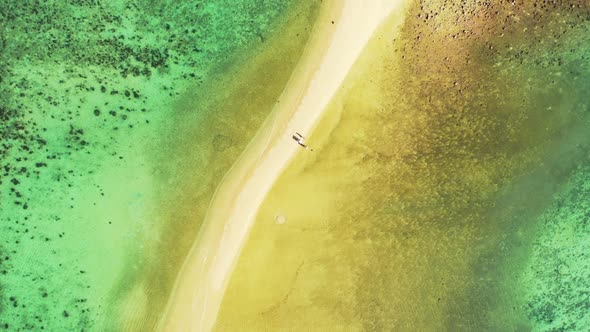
[[0, 0, 318, 330], [522, 164, 590, 331]]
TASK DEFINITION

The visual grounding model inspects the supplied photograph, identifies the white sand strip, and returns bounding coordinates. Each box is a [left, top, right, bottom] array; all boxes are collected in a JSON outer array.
[[158, 1, 407, 331]]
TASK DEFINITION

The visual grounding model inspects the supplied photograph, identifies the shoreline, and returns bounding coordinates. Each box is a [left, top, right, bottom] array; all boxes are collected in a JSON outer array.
[[157, 1, 407, 331]]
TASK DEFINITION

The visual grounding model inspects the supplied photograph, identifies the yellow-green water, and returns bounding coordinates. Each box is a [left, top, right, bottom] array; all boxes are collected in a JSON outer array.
[[215, 2, 590, 331]]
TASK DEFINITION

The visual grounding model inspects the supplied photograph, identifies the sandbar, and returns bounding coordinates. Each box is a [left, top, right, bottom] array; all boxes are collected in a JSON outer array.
[[157, 1, 407, 331]]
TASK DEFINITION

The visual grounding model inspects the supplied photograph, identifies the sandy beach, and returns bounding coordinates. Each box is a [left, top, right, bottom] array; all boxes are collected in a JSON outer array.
[[157, 1, 407, 331]]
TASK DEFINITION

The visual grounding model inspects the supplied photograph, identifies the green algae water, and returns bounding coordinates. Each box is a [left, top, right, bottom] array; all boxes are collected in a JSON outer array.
[[520, 165, 590, 331], [215, 2, 590, 331], [0, 0, 320, 330]]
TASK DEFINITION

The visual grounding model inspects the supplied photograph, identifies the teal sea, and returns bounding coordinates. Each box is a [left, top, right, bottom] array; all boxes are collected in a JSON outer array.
[[0, 0, 320, 330]]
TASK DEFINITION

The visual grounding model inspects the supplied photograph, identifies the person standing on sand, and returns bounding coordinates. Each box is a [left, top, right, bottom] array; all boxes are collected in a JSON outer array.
[[292, 132, 313, 151]]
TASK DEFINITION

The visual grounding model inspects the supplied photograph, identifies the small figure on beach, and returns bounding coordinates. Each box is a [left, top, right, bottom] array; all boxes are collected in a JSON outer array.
[[292, 132, 313, 151]]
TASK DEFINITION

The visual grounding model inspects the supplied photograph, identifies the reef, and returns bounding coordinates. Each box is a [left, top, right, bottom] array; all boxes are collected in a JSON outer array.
[[0, 0, 295, 330]]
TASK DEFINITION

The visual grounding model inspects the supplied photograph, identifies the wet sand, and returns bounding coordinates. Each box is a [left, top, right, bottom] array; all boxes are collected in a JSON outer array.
[[157, 1, 407, 331]]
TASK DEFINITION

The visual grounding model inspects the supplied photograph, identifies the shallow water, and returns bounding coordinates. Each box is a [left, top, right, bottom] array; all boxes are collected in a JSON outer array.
[[216, 2, 590, 331], [0, 0, 320, 330]]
